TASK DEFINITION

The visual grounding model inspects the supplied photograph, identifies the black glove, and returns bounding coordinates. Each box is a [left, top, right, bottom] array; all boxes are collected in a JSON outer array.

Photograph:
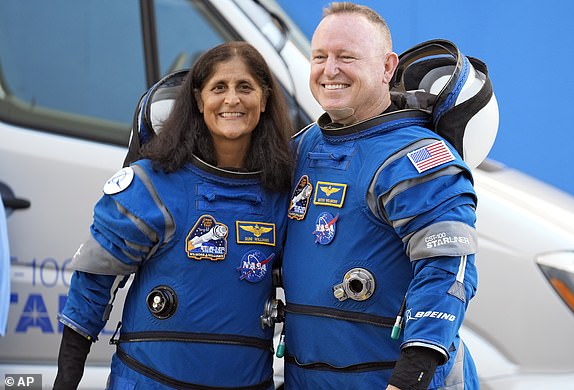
[[387, 346, 443, 389], [53, 325, 92, 390]]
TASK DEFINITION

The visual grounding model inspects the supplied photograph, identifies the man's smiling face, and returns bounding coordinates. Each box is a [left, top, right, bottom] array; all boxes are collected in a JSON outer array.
[[309, 13, 392, 124]]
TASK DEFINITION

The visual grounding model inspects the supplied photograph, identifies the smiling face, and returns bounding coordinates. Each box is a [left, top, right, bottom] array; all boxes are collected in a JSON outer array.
[[310, 13, 397, 124], [197, 57, 267, 162]]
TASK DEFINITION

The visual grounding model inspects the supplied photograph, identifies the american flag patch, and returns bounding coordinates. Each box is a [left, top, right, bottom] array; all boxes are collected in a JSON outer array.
[[407, 140, 455, 173]]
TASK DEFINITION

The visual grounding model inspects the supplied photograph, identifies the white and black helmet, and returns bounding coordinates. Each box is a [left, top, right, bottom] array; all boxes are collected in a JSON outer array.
[[391, 39, 499, 168], [123, 69, 187, 166]]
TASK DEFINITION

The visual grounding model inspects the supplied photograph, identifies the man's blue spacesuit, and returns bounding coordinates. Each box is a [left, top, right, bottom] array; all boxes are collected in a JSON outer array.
[[282, 108, 480, 389], [59, 156, 288, 389]]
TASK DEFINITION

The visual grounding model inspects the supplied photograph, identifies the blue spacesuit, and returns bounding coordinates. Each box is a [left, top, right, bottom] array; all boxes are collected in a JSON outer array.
[[282, 108, 479, 389], [59, 156, 288, 389]]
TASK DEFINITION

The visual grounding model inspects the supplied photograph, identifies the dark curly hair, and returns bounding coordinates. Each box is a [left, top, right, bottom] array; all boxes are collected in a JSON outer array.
[[140, 41, 294, 192]]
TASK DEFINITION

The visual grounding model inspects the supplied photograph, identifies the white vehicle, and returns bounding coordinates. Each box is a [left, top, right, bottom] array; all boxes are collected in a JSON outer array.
[[0, 1, 573, 389], [462, 160, 574, 389]]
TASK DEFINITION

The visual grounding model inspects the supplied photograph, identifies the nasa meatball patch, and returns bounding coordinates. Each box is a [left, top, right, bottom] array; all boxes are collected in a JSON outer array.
[[237, 250, 274, 283], [313, 212, 338, 245]]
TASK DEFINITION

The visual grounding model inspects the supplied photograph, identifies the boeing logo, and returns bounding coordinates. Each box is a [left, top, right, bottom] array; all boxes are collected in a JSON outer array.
[[406, 309, 456, 322]]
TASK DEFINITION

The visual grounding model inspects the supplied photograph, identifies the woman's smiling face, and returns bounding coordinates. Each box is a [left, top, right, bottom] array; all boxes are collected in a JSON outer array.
[[197, 57, 267, 147]]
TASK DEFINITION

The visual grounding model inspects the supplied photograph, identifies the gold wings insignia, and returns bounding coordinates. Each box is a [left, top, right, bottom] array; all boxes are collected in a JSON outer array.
[[320, 185, 341, 196], [240, 224, 273, 237]]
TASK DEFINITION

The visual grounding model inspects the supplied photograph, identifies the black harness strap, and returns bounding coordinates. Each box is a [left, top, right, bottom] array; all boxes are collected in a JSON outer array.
[[111, 330, 272, 351], [285, 302, 395, 328], [116, 347, 274, 390], [284, 353, 396, 373]]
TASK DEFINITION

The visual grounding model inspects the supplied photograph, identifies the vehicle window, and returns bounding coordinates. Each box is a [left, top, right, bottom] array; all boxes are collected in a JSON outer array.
[[154, 0, 235, 74], [0, 0, 308, 146], [256, 0, 311, 58], [153, 0, 310, 131], [0, 0, 145, 145]]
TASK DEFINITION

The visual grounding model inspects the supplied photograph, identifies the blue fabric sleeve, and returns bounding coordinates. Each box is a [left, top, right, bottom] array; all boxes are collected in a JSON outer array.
[[386, 171, 476, 235], [59, 271, 124, 341], [381, 158, 478, 359], [91, 193, 158, 265], [402, 254, 478, 359], [78, 163, 170, 272]]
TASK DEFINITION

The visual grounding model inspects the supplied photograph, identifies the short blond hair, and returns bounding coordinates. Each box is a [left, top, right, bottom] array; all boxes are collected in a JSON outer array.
[[322, 2, 392, 49]]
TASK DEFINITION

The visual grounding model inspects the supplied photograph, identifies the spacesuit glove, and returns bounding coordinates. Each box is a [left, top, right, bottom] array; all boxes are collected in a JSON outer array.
[[387, 346, 443, 389], [53, 325, 92, 390]]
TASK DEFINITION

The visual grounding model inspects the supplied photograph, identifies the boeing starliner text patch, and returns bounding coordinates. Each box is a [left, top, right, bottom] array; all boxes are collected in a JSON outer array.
[[236, 221, 276, 246], [237, 250, 274, 283], [313, 181, 347, 208], [186, 215, 228, 261], [103, 167, 134, 195], [425, 232, 470, 249], [313, 212, 338, 245], [288, 175, 313, 220], [407, 140, 455, 173]]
